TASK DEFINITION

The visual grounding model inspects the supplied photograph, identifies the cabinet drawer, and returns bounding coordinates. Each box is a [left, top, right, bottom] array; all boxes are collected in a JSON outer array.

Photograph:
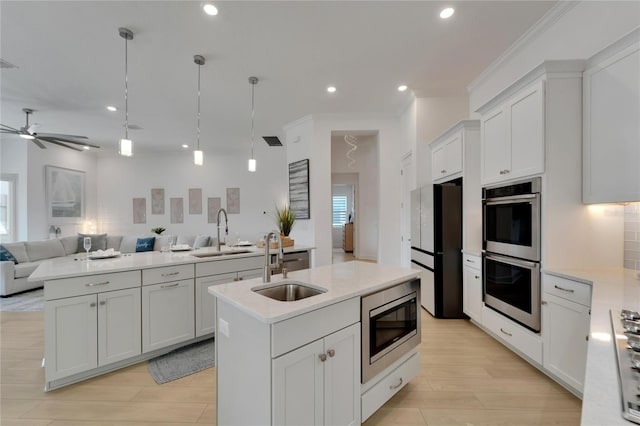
[[45, 271, 141, 300], [463, 254, 481, 270], [361, 352, 420, 422], [272, 298, 359, 358], [143, 264, 194, 285], [542, 273, 591, 306], [482, 306, 542, 364], [196, 255, 264, 277]]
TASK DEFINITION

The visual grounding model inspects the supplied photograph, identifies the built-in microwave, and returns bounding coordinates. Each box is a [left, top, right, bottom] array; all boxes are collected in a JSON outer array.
[[482, 177, 541, 261]]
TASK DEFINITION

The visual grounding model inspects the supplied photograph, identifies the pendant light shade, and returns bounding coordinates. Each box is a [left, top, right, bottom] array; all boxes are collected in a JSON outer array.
[[248, 76, 258, 172], [194, 55, 205, 166], [118, 27, 134, 157]]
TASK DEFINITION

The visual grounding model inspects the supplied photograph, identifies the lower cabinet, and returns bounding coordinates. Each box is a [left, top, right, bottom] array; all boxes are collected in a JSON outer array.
[[44, 287, 141, 382], [272, 323, 360, 426], [482, 305, 543, 365], [142, 279, 194, 353], [462, 254, 482, 323]]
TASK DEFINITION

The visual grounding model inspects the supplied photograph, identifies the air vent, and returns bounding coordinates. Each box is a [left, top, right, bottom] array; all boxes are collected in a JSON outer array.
[[0, 59, 18, 69], [126, 124, 143, 130], [263, 136, 282, 146]]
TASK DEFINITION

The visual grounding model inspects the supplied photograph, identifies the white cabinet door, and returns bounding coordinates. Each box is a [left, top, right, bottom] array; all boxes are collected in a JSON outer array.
[[481, 106, 509, 184], [98, 287, 141, 366], [444, 134, 463, 178], [431, 144, 446, 181], [45, 294, 98, 381], [542, 292, 590, 393], [463, 265, 482, 323], [142, 279, 195, 353], [195, 272, 236, 337], [507, 80, 545, 180], [323, 323, 361, 426], [273, 338, 324, 425]]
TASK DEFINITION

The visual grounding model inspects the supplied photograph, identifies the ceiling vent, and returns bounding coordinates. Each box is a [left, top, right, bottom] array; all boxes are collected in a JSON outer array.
[[262, 136, 282, 146], [0, 59, 18, 69], [126, 124, 143, 130]]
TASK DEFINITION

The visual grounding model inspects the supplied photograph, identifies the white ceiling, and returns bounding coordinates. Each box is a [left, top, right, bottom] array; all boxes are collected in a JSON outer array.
[[0, 1, 556, 156]]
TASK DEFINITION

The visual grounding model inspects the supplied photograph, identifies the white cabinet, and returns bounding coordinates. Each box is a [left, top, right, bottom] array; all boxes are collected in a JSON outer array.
[[542, 273, 591, 394], [482, 305, 543, 365], [142, 279, 194, 353], [480, 80, 545, 185], [583, 30, 640, 203], [462, 254, 482, 323], [431, 132, 463, 182], [97, 288, 141, 366], [273, 323, 360, 426]]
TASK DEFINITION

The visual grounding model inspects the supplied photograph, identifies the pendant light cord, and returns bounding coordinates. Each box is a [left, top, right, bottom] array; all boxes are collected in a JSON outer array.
[[197, 62, 201, 151], [250, 81, 255, 158], [124, 35, 129, 140]]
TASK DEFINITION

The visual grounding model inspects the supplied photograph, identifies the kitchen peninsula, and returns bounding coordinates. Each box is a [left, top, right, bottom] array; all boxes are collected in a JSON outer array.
[[210, 261, 422, 425], [29, 244, 313, 391]]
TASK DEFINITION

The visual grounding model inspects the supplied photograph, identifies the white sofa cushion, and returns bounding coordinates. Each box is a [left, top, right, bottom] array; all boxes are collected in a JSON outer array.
[[120, 236, 138, 254], [106, 235, 123, 251], [25, 239, 65, 262], [176, 235, 196, 247], [60, 236, 79, 255], [3, 242, 29, 263], [194, 235, 210, 248], [14, 260, 45, 279]]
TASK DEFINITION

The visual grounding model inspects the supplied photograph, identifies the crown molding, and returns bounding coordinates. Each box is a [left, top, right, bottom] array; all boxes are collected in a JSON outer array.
[[467, 0, 580, 94]]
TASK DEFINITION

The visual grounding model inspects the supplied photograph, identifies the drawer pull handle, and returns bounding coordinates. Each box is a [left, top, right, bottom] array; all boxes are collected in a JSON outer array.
[[86, 281, 110, 287], [441, 169, 446, 174], [500, 328, 512, 337], [474, 275, 480, 279], [389, 378, 403, 390], [466, 259, 473, 263], [554, 285, 574, 293], [319, 354, 327, 362], [161, 272, 179, 277], [161, 282, 179, 289], [327, 349, 335, 358], [99, 301, 106, 306]]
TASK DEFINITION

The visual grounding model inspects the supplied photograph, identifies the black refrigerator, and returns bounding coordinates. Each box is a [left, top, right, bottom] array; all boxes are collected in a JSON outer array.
[[433, 179, 464, 318]]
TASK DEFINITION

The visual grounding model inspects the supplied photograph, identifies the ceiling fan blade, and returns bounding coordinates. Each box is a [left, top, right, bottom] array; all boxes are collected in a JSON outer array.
[[34, 132, 88, 139], [0, 129, 18, 133], [0, 124, 19, 131], [37, 136, 100, 148], [32, 138, 47, 149], [37, 138, 82, 151]]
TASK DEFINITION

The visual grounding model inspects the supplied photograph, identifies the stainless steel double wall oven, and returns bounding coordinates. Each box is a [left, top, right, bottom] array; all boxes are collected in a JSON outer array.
[[482, 177, 541, 332]]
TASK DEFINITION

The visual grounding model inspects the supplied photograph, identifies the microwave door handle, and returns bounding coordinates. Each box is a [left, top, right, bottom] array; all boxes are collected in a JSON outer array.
[[485, 253, 538, 269], [484, 194, 538, 204]]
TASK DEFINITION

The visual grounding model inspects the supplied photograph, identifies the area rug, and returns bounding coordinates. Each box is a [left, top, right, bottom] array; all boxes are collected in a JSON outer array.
[[147, 338, 215, 384], [0, 288, 44, 312]]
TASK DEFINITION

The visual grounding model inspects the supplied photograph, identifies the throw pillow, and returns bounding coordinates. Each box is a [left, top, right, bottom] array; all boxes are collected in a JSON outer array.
[[193, 235, 210, 249], [136, 237, 155, 252], [77, 233, 108, 253], [119, 236, 138, 253], [0, 244, 18, 264]]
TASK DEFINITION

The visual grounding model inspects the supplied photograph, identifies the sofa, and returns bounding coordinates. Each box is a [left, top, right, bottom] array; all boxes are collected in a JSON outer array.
[[0, 233, 217, 297]]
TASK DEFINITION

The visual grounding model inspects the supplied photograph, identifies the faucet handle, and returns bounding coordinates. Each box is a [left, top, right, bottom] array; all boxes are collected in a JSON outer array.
[[282, 268, 288, 278]]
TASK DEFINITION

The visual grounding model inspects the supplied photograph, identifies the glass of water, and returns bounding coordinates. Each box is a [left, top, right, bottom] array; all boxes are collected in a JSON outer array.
[[83, 236, 91, 259]]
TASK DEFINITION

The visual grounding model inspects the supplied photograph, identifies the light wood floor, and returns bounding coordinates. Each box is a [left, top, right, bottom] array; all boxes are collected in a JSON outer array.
[[0, 300, 581, 425]]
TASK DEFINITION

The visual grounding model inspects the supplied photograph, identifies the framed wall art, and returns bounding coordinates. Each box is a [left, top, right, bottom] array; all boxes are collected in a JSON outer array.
[[45, 165, 85, 223], [289, 159, 310, 219]]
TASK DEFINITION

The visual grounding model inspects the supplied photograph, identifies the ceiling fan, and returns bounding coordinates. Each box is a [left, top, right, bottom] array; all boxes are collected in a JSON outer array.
[[0, 108, 99, 151]]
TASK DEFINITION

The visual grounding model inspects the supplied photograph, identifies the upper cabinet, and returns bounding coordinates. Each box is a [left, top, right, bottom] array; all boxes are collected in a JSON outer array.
[[479, 80, 545, 185], [583, 29, 640, 204], [431, 132, 463, 182]]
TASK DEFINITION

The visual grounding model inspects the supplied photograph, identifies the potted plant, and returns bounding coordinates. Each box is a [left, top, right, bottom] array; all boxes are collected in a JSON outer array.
[[275, 204, 296, 237], [151, 227, 166, 235]]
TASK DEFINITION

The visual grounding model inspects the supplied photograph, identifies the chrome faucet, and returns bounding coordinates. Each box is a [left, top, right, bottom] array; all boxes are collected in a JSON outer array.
[[216, 208, 228, 251], [263, 230, 283, 283]]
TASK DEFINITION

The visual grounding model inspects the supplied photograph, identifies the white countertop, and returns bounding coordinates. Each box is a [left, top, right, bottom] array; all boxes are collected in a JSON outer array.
[[544, 267, 640, 426], [209, 261, 421, 324], [29, 245, 313, 282]]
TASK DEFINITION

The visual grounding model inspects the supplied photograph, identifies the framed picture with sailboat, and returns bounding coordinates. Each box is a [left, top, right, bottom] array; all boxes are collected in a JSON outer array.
[[45, 165, 85, 223]]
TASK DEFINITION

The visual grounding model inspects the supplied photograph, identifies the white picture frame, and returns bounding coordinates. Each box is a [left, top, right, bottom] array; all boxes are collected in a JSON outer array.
[[45, 165, 85, 223]]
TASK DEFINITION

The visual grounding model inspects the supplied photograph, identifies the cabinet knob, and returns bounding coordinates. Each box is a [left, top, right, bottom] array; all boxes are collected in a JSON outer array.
[[541, 300, 547, 305], [474, 275, 480, 279], [327, 349, 335, 358], [90, 302, 96, 308], [99, 301, 106, 306], [441, 169, 446, 174], [319, 354, 327, 362]]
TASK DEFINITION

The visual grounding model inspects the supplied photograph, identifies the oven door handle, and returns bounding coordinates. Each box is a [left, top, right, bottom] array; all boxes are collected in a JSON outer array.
[[484, 193, 538, 205], [369, 292, 417, 318], [485, 252, 539, 269]]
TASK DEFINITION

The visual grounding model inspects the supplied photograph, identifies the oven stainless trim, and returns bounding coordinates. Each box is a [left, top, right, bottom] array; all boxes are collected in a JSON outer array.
[[483, 252, 541, 332], [361, 279, 421, 383]]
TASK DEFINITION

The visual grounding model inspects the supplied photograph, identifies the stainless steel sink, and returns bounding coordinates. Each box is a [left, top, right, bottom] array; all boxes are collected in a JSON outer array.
[[191, 249, 251, 258], [252, 281, 327, 302]]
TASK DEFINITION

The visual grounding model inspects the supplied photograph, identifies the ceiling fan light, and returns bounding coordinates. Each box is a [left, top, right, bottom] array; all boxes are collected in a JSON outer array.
[[83, 146, 90, 150], [203, 2, 218, 15], [19, 133, 35, 140], [194, 150, 204, 166], [119, 138, 133, 157], [248, 157, 257, 172]]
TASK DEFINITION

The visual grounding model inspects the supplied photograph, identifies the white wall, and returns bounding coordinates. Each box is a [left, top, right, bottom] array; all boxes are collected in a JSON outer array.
[[0, 138, 28, 241], [96, 148, 288, 242], [468, 1, 640, 113]]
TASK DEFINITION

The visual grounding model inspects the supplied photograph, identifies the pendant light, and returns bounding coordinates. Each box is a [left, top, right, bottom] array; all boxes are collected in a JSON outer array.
[[118, 27, 134, 157], [248, 76, 258, 172], [193, 55, 205, 166]]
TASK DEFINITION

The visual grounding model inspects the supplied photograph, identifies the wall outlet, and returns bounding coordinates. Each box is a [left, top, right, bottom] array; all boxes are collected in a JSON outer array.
[[219, 318, 230, 337]]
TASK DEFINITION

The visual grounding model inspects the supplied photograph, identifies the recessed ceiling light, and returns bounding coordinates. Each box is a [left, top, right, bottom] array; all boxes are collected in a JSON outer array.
[[203, 2, 218, 16], [182, 144, 189, 149], [83, 146, 90, 150], [327, 86, 337, 93], [398, 85, 408, 92], [440, 7, 454, 19], [106, 106, 117, 112]]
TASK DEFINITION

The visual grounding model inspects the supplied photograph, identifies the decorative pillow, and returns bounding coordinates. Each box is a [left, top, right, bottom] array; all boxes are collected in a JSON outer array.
[[176, 235, 196, 247], [77, 233, 107, 252], [153, 235, 175, 251], [193, 235, 210, 249], [60, 236, 80, 255], [136, 237, 155, 252], [119, 236, 138, 253], [0, 244, 18, 264]]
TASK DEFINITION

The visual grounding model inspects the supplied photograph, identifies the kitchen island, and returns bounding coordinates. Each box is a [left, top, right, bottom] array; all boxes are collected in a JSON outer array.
[[544, 267, 640, 426], [209, 261, 422, 425], [29, 244, 312, 391]]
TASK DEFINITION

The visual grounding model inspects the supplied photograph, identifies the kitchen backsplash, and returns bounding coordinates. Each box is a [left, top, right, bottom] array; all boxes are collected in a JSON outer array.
[[625, 203, 640, 271]]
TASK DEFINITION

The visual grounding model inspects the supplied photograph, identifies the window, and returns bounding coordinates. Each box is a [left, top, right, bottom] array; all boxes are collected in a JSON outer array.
[[0, 175, 16, 243], [332, 195, 348, 227]]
